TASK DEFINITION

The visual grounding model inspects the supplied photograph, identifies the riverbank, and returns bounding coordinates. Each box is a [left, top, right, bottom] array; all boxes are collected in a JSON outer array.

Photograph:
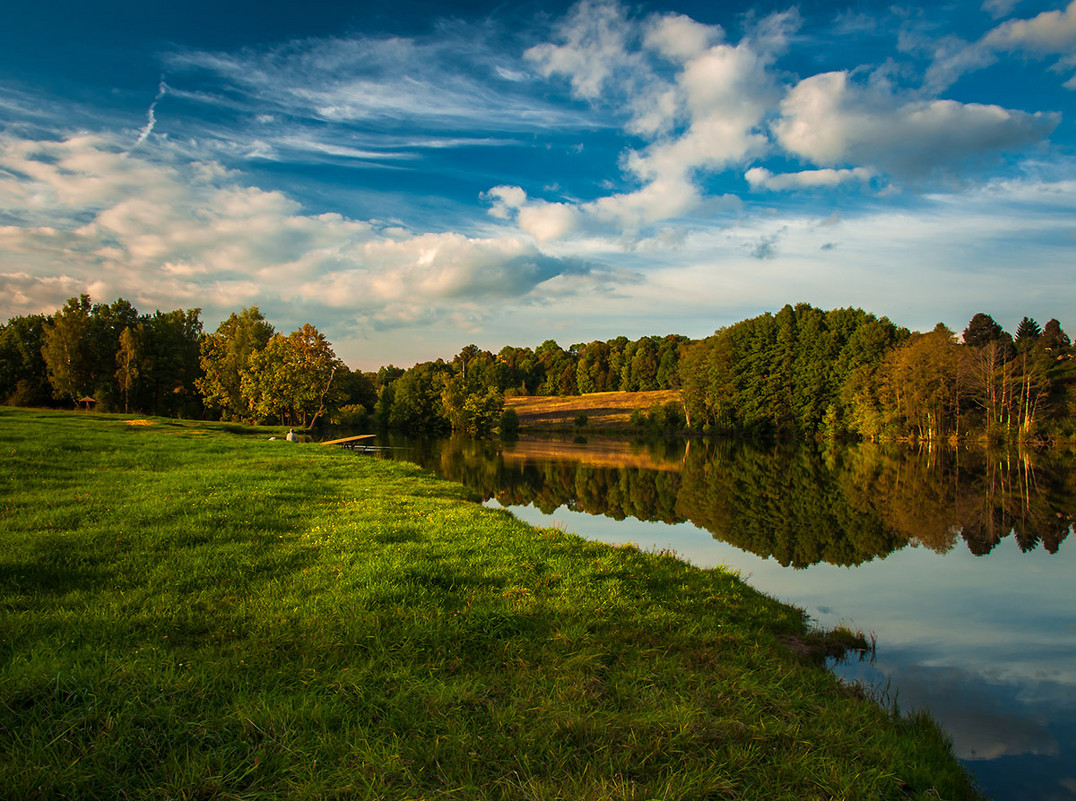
[[0, 407, 981, 799]]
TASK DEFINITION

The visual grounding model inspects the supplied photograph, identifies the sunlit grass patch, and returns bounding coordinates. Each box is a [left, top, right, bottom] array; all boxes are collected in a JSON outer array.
[[0, 407, 981, 800]]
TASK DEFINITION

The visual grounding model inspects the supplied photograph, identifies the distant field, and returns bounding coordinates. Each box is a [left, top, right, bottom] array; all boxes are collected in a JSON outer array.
[[505, 389, 682, 431]]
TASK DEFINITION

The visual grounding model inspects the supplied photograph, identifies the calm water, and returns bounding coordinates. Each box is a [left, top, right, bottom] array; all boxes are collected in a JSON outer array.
[[371, 434, 1076, 801]]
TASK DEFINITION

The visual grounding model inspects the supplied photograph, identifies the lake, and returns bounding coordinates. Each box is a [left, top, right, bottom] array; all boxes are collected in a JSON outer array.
[[370, 433, 1076, 801]]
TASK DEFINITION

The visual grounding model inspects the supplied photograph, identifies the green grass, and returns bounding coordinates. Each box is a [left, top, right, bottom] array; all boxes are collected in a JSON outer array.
[[0, 407, 981, 800]]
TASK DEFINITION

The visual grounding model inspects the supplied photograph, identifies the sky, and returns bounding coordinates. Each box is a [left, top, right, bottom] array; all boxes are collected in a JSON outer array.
[[1, 0, 1074, 369]]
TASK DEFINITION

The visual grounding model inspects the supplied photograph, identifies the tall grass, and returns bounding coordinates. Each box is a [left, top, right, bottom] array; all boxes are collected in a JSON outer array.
[[0, 408, 980, 799]]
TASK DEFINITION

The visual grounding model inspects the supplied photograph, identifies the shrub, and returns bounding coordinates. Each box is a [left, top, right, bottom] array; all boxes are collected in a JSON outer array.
[[499, 407, 520, 439]]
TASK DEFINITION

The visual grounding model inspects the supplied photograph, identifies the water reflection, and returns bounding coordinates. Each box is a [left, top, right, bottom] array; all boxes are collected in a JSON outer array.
[[381, 434, 1073, 564]]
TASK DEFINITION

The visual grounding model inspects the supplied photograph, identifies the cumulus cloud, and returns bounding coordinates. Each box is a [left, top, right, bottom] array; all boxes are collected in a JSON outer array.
[[984, 0, 1076, 53], [0, 132, 596, 329], [772, 71, 1058, 179], [515, 1, 787, 236], [482, 185, 581, 241], [525, 0, 643, 101], [745, 166, 874, 191], [643, 12, 720, 62]]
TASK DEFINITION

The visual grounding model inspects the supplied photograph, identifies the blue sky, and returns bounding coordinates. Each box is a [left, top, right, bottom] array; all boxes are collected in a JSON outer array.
[[1, 0, 1073, 368]]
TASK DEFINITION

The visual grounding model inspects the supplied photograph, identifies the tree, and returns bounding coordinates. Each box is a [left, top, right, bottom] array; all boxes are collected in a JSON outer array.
[[499, 407, 520, 438], [41, 295, 97, 405], [1041, 319, 1070, 351], [338, 367, 378, 412], [388, 362, 449, 432], [879, 324, 963, 441], [241, 324, 344, 427], [115, 324, 144, 414], [196, 307, 274, 420], [0, 314, 52, 407], [1015, 317, 1041, 350], [140, 309, 203, 417], [962, 312, 1004, 348]]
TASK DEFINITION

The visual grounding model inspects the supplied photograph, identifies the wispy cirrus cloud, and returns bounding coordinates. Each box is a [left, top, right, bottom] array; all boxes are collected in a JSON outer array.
[[163, 30, 597, 138]]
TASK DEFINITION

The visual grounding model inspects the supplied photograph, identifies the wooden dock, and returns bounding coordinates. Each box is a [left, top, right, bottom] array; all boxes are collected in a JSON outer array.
[[319, 434, 377, 447]]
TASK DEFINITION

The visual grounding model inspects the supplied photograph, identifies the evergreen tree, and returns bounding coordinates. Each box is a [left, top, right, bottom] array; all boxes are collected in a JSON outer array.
[[1015, 316, 1041, 349], [962, 312, 1005, 347]]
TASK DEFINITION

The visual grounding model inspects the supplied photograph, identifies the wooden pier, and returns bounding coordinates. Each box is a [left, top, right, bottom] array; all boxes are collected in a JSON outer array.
[[319, 434, 377, 447]]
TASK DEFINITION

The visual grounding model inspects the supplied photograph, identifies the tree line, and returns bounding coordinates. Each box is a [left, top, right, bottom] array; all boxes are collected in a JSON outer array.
[[679, 304, 1075, 443], [0, 297, 376, 427], [2, 296, 1074, 442]]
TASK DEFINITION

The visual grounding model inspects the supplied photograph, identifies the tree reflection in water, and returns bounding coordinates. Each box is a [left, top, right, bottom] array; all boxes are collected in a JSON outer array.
[[380, 435, 1073, 567]]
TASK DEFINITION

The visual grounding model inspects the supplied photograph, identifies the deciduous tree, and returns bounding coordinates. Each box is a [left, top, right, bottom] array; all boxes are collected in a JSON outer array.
[[196, 307, 274, 420], [241, 324, 343, 427]]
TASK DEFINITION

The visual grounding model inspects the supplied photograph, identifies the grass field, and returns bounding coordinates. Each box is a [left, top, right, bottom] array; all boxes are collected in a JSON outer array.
[[505, 390, 682, 432], [0, 407, 981, 799]]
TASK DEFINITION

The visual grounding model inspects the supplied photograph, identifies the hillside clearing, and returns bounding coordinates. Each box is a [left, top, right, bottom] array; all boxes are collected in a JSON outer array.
[[505, 390, 682, 431]]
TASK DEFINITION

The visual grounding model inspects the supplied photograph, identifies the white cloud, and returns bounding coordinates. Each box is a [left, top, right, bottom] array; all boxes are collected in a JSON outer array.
[[984, 0, 1076, 52], [518, 201, 581, 242], [161, 26, 594, 172], [483, 185, 582, 242], [525, 0, 642, 101], [928, 1, 1076, 90], [643, 13, 722, 63], [0, 132, 596, 332], [582, 174, 701, 229], [483, 185, 528, 219], [773, 71, 1058, 178], [982, 0, 1022, 18], [745, 166, 874, 191], [517, 2, 786, 235], [603, 173, 1076, 343]]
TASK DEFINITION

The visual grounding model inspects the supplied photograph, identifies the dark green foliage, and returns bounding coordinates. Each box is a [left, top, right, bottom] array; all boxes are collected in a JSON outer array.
[[6, 299, 1075, 443], [1042, 319, 1070, 351], [337, 366, 378, 411], [681, 304, 906, 437], [962, 312, 1005, 348], [498, 407, 520, 438], [1015, 316, 1041, 346], [0, 313, 53, 407], [631, 400, 686, 434], [388, 361, 451, 433], [196, 306, 274, 419], [36, 295, 202, 414]]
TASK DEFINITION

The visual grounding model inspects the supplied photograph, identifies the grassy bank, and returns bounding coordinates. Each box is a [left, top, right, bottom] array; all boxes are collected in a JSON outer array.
[[505, 390, 682, 433], [0, 408, 980, 800]]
